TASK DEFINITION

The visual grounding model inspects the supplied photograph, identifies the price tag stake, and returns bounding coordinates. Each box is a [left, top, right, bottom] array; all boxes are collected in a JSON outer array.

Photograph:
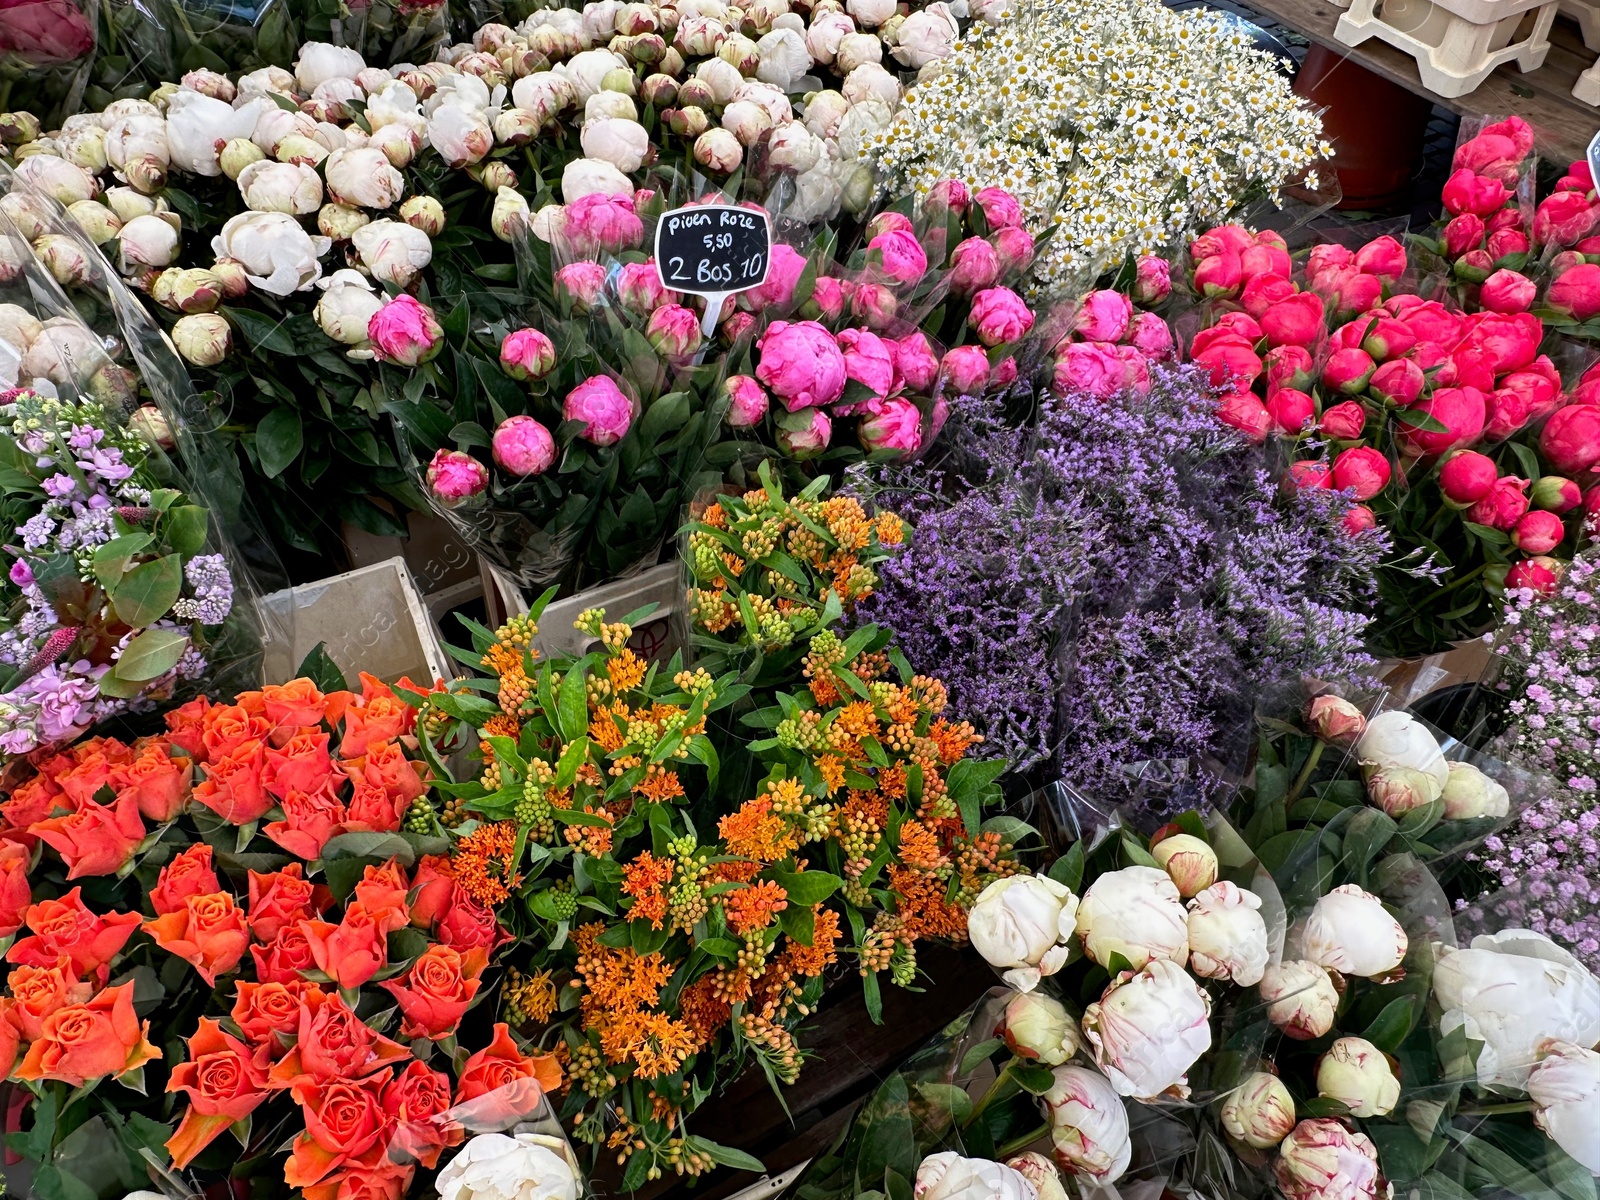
[[653, 204, 774, 346]]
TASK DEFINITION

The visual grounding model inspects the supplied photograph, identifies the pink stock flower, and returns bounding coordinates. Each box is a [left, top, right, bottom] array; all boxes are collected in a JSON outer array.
[[858, 397, 923, 457], [1319, 401, 1367, 441], [1547, 263, 1600, 322], [1129, 312, 1174, 360], [367, 295, 442, 367], [425, 449, 488, 504], [1442, 169, 1511, 217], [1331, 446, 1391, 500], [1467, 476, 1531, 530], [1439, 451, 1498, 507], [491, 415, 556, 477], [1075, 290, 1133, 343], [777, 408, 830, 459], [1266, 388, 1314, 436], [1541, 404, 1600, 474], [940, 345, 990, 395], [1511, 509, 1566, 554], [1479, 269, 1537, 314], [1400, 387, 1487, 457], [1132, 255, 1171, 306], [969, 287, 1034, 347], [1215, 392, 1271, 443], [554, 261, 607, 312], [868, 229, 928, 286], [894, 332, 940, 393], [948, 237, 1001, 295], [723, 375, 769, 427], [499, 328, 555, 381], [565, 192, 643, 255], [742, 242, 807, 311], [973, 187, 1023, 229], [756, 320, 848, 411], [563, 376, 634, 446]]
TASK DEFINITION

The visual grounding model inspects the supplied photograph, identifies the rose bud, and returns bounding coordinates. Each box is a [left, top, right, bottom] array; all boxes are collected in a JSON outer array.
[[998, 990, 1080, 1066], [1081, 959, 1212, 1100], [1512, 509, 1567, 555], [1343, 503, 1376, 536], [1531, 476, 1582, 514], [1506, 557, 1562, 593], [1275, 1120, 1386, 1200], [1316, 1036, 1400, 1118], [1283, 460, 1333, 494], [491, 415, 556, 478], [1322, 347, 1377, 396], [1194, 249, 1243, 298], [777, 407, 831, 459], [1266, 388, 1315, 436], [1222, 1072, 1297, 1150], [1266, 344, 1315, 392], [1150, 833, 1218, 899], [1259, 292, 1325, 348], [1299, 883, 1408, 979], [1216, 392, 1272, 443], [564, 376, 634, 447], [1260, 959, 1340, 1039], [1438, 450, 1497, 508], [1242, 272, 1297, 320], [722, 375, 769, 428], [1186, 881, 1268, 986], [499, 328, 557, 383], [426, 449, 488, 506], [1366, 765, 1443, 817], [1309, 694, 1366, 747], [1440, 760, 1510, 820], [1074, 864, 1189, 971], [1443, 168, 1511, 217], [172, 313, 232, 367], [1488, 227, 1530, 259], [1468, 475, 1531, 530], [967, 875, 1078, 991], [1541, 403, 1600, 474], [1043, 1066, 1132, 1184], [1442, 212, 1486, 257], [1360, 317, 1415, 361], [1313, 401, 1364, 442], [1548, 262, 1600, 321], [1331, 446, 1391, 501], [1479, 268, 1536, 313]]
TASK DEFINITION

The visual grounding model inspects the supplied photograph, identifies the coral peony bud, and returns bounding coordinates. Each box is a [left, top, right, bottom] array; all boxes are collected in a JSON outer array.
[[1216, 392, 1272, 443], [1479, 268, 1536, 313], [1542, 403, 1600, 474], [1512, 509, 1566, 555], [1342, 503, 1376, 536], [1531, 475, 1582, 513], [1309, 694, 1366, 747], [1439, 450, 1498, 507], [1318, 401, 1367, 441], [1323, 348, 1377, 396], [1468, 475, 1531, 531], [1547, 262, 1600, 322], [1331, 446, 1391, 501]]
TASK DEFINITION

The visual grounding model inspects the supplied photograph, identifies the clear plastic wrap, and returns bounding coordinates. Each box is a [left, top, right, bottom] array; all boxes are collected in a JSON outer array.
[[90, 0, 296, 99]]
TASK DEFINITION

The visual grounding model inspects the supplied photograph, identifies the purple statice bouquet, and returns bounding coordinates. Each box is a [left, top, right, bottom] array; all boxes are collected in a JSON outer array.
[[860, 364, 1388, 812], [0, 390, 232, 754]]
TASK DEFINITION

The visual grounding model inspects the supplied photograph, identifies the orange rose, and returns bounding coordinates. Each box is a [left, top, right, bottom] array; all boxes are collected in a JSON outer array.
[[53, 752, 116, 807], [232, 979, 322, 1049], [284, 1073, 394, 1191], [165, 1017, 271, 1168], [164, 697, 213, 759], [268, 991, 408, 1101], [343, 741, 426, 809], [192, 741, 270, 825], [382, 1058, 459, 1169], [435, 884, 508, 954], [143, 892, 249, 985], [408, 856, 455, 931], [29, 792, 145, 879], [0, 773, 62, 843], [263, 786, 347, 860], [0, 1000, 18, 1079], [115, 742, 192, 823], [8, 889, 143, 983], [15, 982, 159, 1086], [250, 923, 318, 985], [354, 860, 409, 917], [246, 863, 328, 942], [380, 945, 487, 1040], [262, 678, 328, 730], [68, 737, 134, 767], [455, 1023, 563, 1121], [232, 689, 267, 717], [301, 904, 394, 991], [201, 704, 274, 762], [6, 956, 92, 1041], [343, 780, 403, 834], [264, 729, 335, 801], [337, 674, 413, 757], [0, 839, 32, 936], [151, 844, 220, 916], [302, 1154, 413, 1200]]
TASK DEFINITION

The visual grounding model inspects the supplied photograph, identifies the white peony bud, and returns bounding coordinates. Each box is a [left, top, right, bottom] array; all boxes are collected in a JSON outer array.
[[66, 200, 121, 245], [274, 134, 330, 167], [0, 303, 42, 351], [561, 48, 629, 101], [1365, 765, 1442, 818], [399, 196, 447, 237], [1151, 834, 1218, 898], [13, 154, 97, 205], [842, 60, 901, 106], [913, 1153, 1036, 1200], [314, 269, 384, 346], [128, 404, 175, 450], [585, 91, 638, 122], [998, 990, 1080, 1066], [211, 210, 331, 295], [167, 90, 267, 177], [56, 124, 108, 173], [892, 2, 959, 67], [491, 187, 530, 242], [1308, 694, 1367, 747], [1299, 884, 1407, 980], [1186, 882, 1269, 986], [325, 146, 406, 211], [1439, 761, 1510, 820], [1074, 865, 1189, 972], [1274, 1120, 1385, 1200], [768, 122, 822, 173], [428, 106, 494, 168], [21, 318, 105, 388], [1315, 1037, 1400, 1118], [296, 42, 367, 93], [435, 1132, 580, 1200], [1041, 1066, 1131, 1184], [835, 30, 882, 73], [966, 874, 1078, 992], [35, 234, 94, 287], [756, 27, 813, 88], [802, 89, 852, 139], [238, 160, 323, 215], [351, 218, 432, 287], [1081, 958, 1211, 1100], [1260, 960, 1339, 1041], [806, 10, 855, 63], [317, 202, 371, 241], [172, 313, 232, 367], [846, 0, 895, 26], [580, 116, 650, 172], [103, 186, 157, 223], [236, 65, 298, 103], [370, 123, 421, 168], [720, 100, 772, 147], [1221, 1071, 1297, 1149], [1002, 1152, 1067, 1200], [1529, 1040, 1600, 1175], [1356, 711, 1448, 791], [220, 138, 267, 180], [695, 127, 744, 172], [118, 214, 181, 272]]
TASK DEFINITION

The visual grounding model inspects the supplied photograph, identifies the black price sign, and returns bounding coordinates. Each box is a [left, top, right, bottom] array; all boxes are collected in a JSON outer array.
[[654, 204, 772, 299]]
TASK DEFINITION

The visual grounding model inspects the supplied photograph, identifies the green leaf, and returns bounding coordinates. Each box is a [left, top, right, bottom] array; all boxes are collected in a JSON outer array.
[[697, 1139, 765, 1173], [111, 553, 184, 627], [164, 505, 209, 556], [771, 870, 842, 907], [556, 662, 589, 743], [1012, 1062, 1056, 1094], [296, 643, 349, 692], [1048, 842, 1084, 892], [111, 628, 188, 682], [91, 532, 153, 587], [256, 406, 304, 479], [1363, 994, 1419, 1052], [321, 831, 417, 865]]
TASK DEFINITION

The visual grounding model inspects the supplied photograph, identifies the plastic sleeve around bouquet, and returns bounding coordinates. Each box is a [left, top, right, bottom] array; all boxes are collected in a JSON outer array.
[[297, 0, 450, 73], [89, 0, 296, 100]]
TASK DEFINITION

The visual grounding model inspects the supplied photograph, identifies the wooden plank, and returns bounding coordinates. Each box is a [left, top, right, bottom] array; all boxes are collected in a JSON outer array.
[[1247, 0, 1600, 162]]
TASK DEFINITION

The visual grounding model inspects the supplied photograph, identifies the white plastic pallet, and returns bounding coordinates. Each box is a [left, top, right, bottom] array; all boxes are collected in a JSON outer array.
[[1336, 0, 1558, 98]]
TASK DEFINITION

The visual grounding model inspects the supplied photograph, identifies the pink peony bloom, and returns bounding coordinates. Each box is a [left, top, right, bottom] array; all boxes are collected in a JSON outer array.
[[894, 331, 940, 393], [1266, 389, 1315, 436], [868, 229, 929, 286], [741, 242, 808, 311], [554, 261, 607, 312], [1319, 401, 1367, 441], [368, 295, 442, 367], [723, 374, 769, 428], [1506, 558, 1560, 593], [1266, 344, 1314, 392], [858, 397, 923, 457], [973, 187, 1023, 229], [1260, 292, 1326, 348], [1129, 312, 1174, 360], [805, 275, 846, 323], [1353, 235, 1407, 283], [1343, 504, 1376, 536], [1547, 263, 1600, 322], [925, 178, 969, 217], [1193, 251, 1242, 298], [0, 0, 93, 65], [1053, 341, 1127, 399], [1243, 273, 1298, 320], [756, 320, 848, 411], [1191, 225, 1255, 261], [1322, 348, 1377, 396], [1542, 404, 1600, 474], [1534, 190, 1599, 247], [994, 226, 1035, 275], [1479, 269, 1537, 313], [1133, 255, 1171, 306], [500, 328, 555, 381], [491, 415, 556, 476], [836, 327, 897, 400], [777, 408, 830, 459], [948, 236, 1001, 295], [1074, 290, 1133, 344], [565, 192, 644, 255], [939, 345, 990, 395], [1443, 212, 1486, 258], [1284, 460, 1333, 492], [1400, 386, 1488, 458], [1331, 446, 1391, 500], [969, 287, 1034, 347], [1442, 169, 1510, 218], [563, 376, 634, 446], [425, 449, 487, 504]]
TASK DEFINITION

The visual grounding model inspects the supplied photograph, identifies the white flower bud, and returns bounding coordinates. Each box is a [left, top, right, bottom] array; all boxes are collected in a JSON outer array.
[[1081, 958, 1211, 1100], [802, 89, 851, 139], [1074, 865, 1189, 972], [768, 122, 822, 173], [835, 30, 882, 73], [914, 1153, 1036, 1200], [351, 218, 432, 287], [1299, 884, 1407, 979], [1260, 960, 1339, 1041], [13, 154, 97, 205], [491, 187, 530, 242], [966, 874, 1078, 992], [580, 116, 650, 172], [0, 303, 42, 351], [129, 404, 175, 450], [998, 990, 1079, 1066], [274, 134, 329, 167], [428, 106, 494, 168], [212, 210, 331, 296], [892, 3, 959, 68], [238, 160, 323, 215], [66, 200, 122, 245], [1221, 1072, 1296, 1149], [172, 313, 232, 367], [1186, 882, 1269, 986], [315, 268, 384, 346], [325, 146, 406, 211], [756, 27, 814, 88], [1529, 1040, 1600, 1174], [1439, 761, 1509, 820], [370, 123, 421, 169], [1041, 1066, 1131, 1184], [296, 41, 367, 93], [1152, 833, 1218, 898], [720, 100, 772, 147], [318, 202, 371, 241], [1002, 1152, 1067, 1200], [1316, 1037, 1400, 1118], [1365, 765, 1442, 818], [35, 234, 94, 287], [400, 196, 447, 237], [843, 60, 901, 106], [118, 214, 181, 272], [1356, 711, 1448, 791], [57, 123, 107, 173], [806, 10, 855, 63], [220, 138, 267, 180]]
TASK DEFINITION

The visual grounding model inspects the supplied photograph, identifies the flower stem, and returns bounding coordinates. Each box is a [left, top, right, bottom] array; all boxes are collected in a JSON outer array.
[[962, 1060, 1017, 1130], [1459, 1101, 1534, 1116], [1287, 740, 1325, 804], [995, 1122, 1049, 1159]]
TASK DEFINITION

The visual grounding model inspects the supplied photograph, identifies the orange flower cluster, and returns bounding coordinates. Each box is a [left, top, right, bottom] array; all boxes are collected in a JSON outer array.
[[571, 924, 699, 1080]]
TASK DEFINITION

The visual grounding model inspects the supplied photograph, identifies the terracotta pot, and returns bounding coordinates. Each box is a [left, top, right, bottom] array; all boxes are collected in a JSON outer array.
[[1293, 42, 1435, 210]]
